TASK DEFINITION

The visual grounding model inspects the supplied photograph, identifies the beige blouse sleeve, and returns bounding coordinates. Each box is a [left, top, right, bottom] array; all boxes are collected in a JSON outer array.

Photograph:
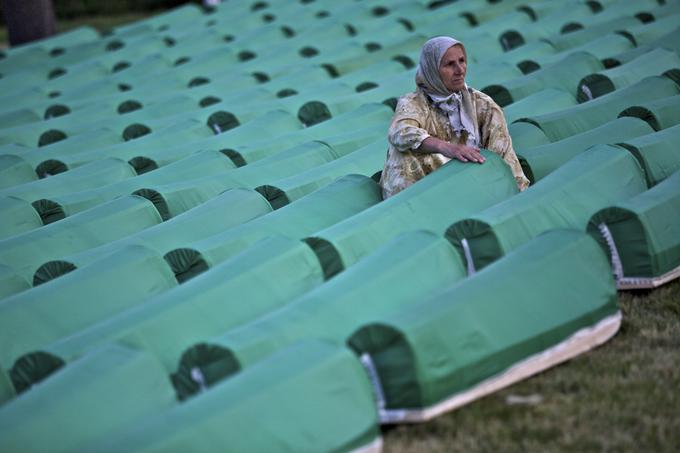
[[477, 93, 531, 191], [388, 94, 431, 153]]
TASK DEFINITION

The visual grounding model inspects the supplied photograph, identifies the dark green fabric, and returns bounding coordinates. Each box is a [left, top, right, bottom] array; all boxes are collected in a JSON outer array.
[[86, 341, 380, 453], [518, 116, 654, 183], [619, 94, 680, 132], [48, 236, 323, 377], [196, 231, 465, 386], [349, 230, 619, 410], [618, 124, 680, 186], [0, 195, 162, 283], [0, 344, 177, 453], [513, 76, 680, 142], [307, 151, 518, 276], [447, 145, 647, 271], [588, 170, 680, 277]]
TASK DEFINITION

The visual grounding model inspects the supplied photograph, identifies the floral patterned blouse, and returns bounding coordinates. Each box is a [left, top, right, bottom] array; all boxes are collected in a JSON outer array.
[[380, 87, 530, 198]]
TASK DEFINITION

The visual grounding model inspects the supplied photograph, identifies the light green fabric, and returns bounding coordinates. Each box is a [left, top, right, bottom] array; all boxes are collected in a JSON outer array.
[[38, 150, 236, 219], [306, 151, 518, 277], [513, 76, 679, 142], [618, 124, 680, 186], [0, 195, 162, 283], [588, 170, 680, 277], [183, 230, 465, 393], [349, 230, 619, 410], [0, 245, 178, 370], [47, 236, 323, 378], [503, 88, 577, 124], [0, 344, 176, 453], [0, 196, 42, 240], [166, 174, 381, 279], [447, 145, 647, 270], [482, 51, 603, 107], [619, 94, 680, 132], [85, 341, 380, 453], [577, 48, 680, 102], [518, 116, 654, 183], [0, 264, 29, 300]]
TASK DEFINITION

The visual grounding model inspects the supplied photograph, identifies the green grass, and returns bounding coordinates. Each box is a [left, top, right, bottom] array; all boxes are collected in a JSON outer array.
[[0, 13, 154, 48], [384, 279, 680, 452]]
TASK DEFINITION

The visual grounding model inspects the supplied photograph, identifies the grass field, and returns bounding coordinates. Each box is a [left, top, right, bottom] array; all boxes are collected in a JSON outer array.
[[2, 10, 679, 453], [0, 13, 153, 48], [384, 279, 680, 452]]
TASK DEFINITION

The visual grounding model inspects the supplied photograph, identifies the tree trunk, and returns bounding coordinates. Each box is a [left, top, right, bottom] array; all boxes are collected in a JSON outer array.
[[2, 0, 57, 47]]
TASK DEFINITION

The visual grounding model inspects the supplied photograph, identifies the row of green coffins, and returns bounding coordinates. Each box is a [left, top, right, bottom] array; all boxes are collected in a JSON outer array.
[[4, 140, 680, 399], [0, 226, 621, 452]]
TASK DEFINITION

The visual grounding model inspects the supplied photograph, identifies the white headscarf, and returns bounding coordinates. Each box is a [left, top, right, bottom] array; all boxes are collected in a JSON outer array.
[[415, 36, 479, 147]]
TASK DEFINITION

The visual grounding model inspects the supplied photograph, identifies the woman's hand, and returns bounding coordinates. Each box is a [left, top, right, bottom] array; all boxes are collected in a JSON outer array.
[[417, 137, 485, 164]]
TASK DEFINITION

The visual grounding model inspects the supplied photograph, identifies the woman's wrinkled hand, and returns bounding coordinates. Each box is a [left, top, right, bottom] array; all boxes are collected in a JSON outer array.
[[440, 143, 485, 164]]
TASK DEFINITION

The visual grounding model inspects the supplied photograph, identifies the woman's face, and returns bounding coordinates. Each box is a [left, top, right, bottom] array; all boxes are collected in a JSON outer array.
[[439, 45, 467, 92]]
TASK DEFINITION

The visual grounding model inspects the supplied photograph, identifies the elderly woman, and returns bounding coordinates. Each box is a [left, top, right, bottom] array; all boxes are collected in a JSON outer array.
[[380, 36, 530, 198]]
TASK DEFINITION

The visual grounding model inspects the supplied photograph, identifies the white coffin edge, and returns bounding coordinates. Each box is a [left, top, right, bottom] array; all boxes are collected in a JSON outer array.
[[617, 265, 680, 290], [351, 437, 383, 453], [374, 311, 622, 424]]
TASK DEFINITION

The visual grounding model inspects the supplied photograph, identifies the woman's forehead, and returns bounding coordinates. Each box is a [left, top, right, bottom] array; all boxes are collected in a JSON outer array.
[[441, 45, 466, 63]]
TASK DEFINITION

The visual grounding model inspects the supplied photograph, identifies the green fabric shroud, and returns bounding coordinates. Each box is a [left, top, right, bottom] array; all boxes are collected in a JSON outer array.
[[0, 344, 177, 453], [257, 138, 386, 208], [306, 151, 518, 276], [0, 264, 29, 300], [35, 187, 272, 282], [84, 341, 380, 453], [134, 125, 384, 219], [618, 124, 680, 187], [180, 230, 465, 394], [39, 150, 236, 219], [0, 154, 36, 190], [619, 94, 680, 132], [518, 116, 654, 183], [0, 245, 178, 371], [482, 51, 603, 107], [0, 195, 162, 283], [167, 174, 382, 276], [45, 236, 324, 383], [0, 157, 136, 204], [348, 230, 619, 413], [513, 75, 680, 142], [0, 189, 272, 372], [0, 367, 15, 405], [0, 196, 43, 241], [447, 145, 648, 271], [503, 88, 576, 124], [588, 170, 680, 278], [577, 48, 680, 102]]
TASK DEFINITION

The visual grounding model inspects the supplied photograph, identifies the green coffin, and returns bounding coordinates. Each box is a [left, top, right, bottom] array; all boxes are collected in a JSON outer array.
[[348, 230, 620, 421], [518, 116, 654, 183], [618, 124, 680, 186], [588, 170, 680, 288], [84, 340, 380, 453], [305, 151, 518, 277], [176, 230, 465, 398], [0, 344, 176, 452], [447, 144, 647, 271]]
